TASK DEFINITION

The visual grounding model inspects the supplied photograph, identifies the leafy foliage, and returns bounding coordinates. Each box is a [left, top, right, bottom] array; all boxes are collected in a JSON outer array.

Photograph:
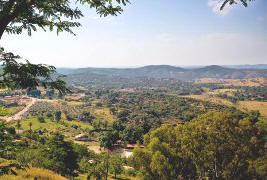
[[0, 122, 14, 158], [0, 0, 129, 39], [0, 48, 68, 94], [130, 111, 266, 179]]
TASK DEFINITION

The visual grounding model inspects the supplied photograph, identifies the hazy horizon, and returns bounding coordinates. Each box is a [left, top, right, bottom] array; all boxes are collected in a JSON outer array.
[[55, 64, 267, 69]]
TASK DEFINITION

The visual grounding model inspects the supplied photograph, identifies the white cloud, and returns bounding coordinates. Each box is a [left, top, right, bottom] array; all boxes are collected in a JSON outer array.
[[207, 0, 232, 15]]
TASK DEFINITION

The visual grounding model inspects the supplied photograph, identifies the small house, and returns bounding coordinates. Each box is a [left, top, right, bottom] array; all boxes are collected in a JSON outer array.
[[125, 144, 145, 150]]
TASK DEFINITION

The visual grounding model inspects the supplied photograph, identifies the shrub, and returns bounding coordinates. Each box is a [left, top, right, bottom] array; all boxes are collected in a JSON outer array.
[[37, 116, 45, 123], [46, 112, 53, 118], [124, 168, 137, 177], [55, 111, 62, 122], [95, 102, 103, 107]]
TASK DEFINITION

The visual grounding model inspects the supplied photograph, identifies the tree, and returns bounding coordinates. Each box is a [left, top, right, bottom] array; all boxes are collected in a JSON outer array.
[[99, 130, 119, 150], [55, 111, 62, 122], [79, 112, 94, 123], [109, 154, 123, 179], [28, 122, 32, 131], [131, 111, 266, 179], [110, 107, 117, 115], [27, 89, 41, 97], [42, 133, 78, 176], [16, 120, 21, 130], [0, 122, 14, 158], [92, 119, 101, 130], [38, 116, 45, 123], [46, 112, 53, 118], [16, 147, 45, 168], [88, 159, 107, 180], [0, 48, 68, 94], [0, 0, 129, 40]]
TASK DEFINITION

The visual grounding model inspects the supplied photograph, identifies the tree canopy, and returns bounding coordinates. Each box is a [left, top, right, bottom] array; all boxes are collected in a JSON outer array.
[[130, 111, 266, 179]]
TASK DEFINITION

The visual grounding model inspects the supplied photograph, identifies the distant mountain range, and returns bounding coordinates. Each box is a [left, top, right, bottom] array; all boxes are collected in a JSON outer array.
[[224, 64, 267, 70], [58, 65, 267, 81]]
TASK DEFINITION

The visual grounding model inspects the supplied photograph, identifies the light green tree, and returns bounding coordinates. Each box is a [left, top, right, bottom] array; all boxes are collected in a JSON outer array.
[[131, 111, 266, 179], [109, 154, 123, 179]]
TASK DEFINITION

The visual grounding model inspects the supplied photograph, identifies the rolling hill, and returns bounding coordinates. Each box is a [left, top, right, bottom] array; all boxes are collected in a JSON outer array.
[[57, 65, 267, 88]]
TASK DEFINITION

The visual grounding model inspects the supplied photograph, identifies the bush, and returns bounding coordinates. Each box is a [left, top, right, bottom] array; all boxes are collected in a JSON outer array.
[[55, 111, 62, 122], [7, 127, 16, 135], [95, 102, 103, 107], [38, 116, 45, 123], [124, 168, 137, 177], [71, 125, 79, 129], [46, 112, 53, 118]]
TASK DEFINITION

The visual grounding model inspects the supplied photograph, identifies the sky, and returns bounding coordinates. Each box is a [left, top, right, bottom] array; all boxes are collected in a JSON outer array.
[[1, 0, 267, 68]]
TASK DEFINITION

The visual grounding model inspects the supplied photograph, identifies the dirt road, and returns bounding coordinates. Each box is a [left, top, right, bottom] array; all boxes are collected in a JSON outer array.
[[3, 97, 55, 123]]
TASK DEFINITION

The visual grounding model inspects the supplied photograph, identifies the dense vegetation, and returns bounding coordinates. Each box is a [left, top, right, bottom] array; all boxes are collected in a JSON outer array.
[[0, 122, 129, 179], [0, 78, 266, 179], [97, 91, 247, 146], [130, 111, 266, 179], [216, 86, 267, 103]]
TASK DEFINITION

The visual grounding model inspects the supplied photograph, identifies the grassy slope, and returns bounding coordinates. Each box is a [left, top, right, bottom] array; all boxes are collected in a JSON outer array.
[[0, 106, 25, 117], [184, 92, 267, 117], [10, 117, 93, 139], [1, 168, 67, 180]]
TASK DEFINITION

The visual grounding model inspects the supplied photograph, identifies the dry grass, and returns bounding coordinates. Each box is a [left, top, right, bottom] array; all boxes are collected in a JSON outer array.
[[0, 168, 67, 180], [212, 89, 237, 94], [186, 94, 234, 107], [88, 145, 106, 154], [10, 117, 93, 139], [237, 101, 267, 117], [185, 94, 267, 117], [91, 107, 116, 124]]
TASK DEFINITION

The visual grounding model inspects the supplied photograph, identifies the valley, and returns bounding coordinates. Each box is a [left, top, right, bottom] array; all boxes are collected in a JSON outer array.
[[0, 65, 266, 179]]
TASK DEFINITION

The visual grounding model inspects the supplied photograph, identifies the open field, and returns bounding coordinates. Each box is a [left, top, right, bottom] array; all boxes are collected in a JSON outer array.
[[10, 117, 93, 139], [185, 94, 234, 107], [0, 168, 67, 180], [237, 101, 267, 117], [184, 94, 267, 117]]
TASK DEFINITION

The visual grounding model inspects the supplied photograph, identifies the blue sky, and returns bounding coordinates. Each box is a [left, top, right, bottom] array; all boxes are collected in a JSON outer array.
[[2, 0, 267, 67]]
